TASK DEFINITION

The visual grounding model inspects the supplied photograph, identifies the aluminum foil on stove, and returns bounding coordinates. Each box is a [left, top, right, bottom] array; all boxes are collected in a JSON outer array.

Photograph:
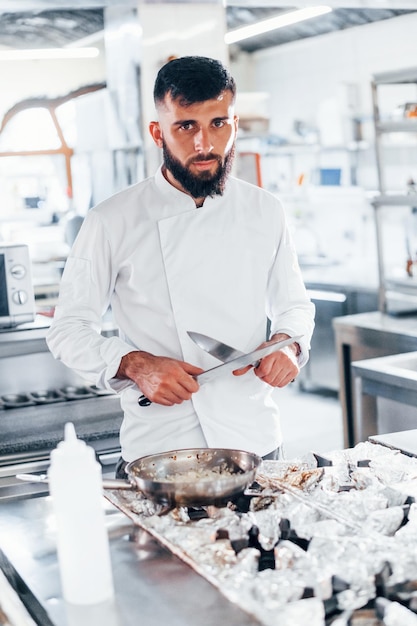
[[105, 442, 417, 626]]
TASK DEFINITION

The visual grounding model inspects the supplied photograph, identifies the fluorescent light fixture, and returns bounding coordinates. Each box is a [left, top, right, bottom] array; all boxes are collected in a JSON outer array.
[[0, 47, 100, 61], [225, 5, 332, 45]]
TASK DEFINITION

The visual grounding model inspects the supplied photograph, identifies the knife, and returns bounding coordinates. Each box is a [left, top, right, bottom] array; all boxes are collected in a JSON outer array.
[[137, 333, 302, 405], [138, 333, 244, 406], [192, 333, 303, 385], [187, 331, 245, 362]]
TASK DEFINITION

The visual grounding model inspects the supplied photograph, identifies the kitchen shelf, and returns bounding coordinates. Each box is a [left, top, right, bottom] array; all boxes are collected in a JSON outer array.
[[371, 194, 417, 207], [373, 66, 417, 85], [377, 120, 417, 133], [237, 135, 368, 189], [371, 67, 417, 313]]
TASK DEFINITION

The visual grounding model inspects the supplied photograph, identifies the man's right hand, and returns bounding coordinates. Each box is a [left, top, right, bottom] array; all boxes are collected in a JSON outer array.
[[116, 351, 204, 406]]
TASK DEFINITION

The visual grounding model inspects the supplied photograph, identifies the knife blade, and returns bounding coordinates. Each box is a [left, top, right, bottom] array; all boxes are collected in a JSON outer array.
[[195, 334, 303, 385], [187, 331, 245, 362], [137, 333, 302, 405]]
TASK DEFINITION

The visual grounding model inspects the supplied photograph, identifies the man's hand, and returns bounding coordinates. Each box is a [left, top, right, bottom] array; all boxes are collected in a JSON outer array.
[[116, 351, 204, 406], [232, 333, 300, 388]]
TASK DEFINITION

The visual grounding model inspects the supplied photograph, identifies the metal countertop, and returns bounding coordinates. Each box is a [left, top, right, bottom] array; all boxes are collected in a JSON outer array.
[[0, 496, 260, 626], [333, 310, 417, 338]]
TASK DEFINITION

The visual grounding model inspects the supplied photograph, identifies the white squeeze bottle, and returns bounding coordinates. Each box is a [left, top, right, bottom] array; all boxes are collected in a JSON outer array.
[[48, 422, 114, 605]]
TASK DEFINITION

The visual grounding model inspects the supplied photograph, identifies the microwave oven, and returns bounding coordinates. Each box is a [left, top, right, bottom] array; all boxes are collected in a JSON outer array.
[[0, 243, 35, 328]]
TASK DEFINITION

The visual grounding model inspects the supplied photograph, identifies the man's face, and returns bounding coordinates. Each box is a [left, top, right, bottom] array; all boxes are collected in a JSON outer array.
[[150, 91, 239, 199]]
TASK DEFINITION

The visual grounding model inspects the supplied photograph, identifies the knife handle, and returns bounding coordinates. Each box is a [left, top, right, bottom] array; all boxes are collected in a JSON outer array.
[[138, 394, 152, 407]]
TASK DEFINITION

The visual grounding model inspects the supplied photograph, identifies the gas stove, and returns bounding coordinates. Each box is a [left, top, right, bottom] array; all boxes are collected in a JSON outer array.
[[0, 387, 123, 501], [0, 317, 123, 501]]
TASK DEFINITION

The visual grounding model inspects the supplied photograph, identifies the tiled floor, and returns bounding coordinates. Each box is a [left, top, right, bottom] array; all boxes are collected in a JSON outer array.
[[274, 383, 344, 459]]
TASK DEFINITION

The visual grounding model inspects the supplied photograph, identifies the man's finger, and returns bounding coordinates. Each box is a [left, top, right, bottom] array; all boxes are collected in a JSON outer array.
[[232, 364, 254, 376]]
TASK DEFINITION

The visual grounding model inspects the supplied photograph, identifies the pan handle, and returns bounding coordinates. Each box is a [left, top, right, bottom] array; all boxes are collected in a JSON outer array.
[[101, 478, 135, 490], [16, 473, 134, 491]]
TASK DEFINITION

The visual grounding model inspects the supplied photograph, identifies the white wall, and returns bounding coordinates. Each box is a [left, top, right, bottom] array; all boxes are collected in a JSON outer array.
[[234, 12, 417, 142]]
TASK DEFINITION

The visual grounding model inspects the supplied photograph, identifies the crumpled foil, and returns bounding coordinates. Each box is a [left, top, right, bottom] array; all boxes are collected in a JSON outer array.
[[105, 442, 417, 626]]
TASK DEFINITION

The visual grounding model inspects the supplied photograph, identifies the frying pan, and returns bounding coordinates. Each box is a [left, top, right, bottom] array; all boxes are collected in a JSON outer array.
[[119, 447, 262, 507], [17, 447, 262, 508]]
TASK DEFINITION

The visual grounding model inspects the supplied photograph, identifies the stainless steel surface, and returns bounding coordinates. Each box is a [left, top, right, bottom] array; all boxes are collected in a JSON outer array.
[[353, 351, 417, 442], [196, 335, 302, 385], [124, 447, 261, 507], [333, 311, 417, 447], [369, 428, 417, 456], [187, 330, 245, 362], [0, 496, 259, 626]]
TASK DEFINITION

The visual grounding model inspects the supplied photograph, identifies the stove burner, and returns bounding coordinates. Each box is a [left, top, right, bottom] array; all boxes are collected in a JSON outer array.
[[1, 393, 35, 408], [58, 386, 96, 401], [0, 385, 114, 409], [29, 390, 65, 404]]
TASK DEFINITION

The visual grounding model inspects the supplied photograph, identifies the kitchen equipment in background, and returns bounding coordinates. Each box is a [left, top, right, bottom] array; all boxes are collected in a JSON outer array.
[[235, 152, 263, 187], [0, 243, 35, 328], [64, 213, 84, 246], [393, 101, 417, 119], [319, 168, 341, 186], [0, 317, 123, 500]]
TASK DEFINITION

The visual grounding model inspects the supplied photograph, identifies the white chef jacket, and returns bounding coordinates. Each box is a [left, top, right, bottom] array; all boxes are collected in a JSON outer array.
[[47, 166, 315, 460]]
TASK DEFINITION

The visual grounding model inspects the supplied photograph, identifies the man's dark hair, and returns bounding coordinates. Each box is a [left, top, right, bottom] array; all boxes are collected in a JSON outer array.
[[153, 56, 236, 107]]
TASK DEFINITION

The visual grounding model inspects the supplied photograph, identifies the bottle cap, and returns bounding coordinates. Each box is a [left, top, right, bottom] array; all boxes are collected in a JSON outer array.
[[52, 422, 96, 463]]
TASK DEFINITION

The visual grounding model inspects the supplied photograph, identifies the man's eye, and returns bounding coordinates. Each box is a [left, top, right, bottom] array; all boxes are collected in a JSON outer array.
[[180, 122, 194, 131], [213, 120, 225, 128]]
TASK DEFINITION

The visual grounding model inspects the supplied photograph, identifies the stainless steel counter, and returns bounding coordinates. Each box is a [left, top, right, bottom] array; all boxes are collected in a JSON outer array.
[[333, 311, 417, 447], [0, 496, 260, 626]]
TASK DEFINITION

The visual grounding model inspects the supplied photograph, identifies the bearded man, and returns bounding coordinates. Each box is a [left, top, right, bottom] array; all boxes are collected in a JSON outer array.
[[47, 56, 315, 476]]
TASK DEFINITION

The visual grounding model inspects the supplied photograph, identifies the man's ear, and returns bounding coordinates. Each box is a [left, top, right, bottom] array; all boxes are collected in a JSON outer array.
[[234, 115, 239, 134], [149, 121, 163, 148]]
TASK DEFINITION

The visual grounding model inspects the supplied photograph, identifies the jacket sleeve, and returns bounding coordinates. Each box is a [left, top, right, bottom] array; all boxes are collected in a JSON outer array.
[[266, 204, 315, 367], [46, 211, 136, 392]]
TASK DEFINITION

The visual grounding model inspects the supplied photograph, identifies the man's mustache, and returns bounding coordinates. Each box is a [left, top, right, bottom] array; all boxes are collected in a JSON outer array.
[[190, 154, 221, 164]]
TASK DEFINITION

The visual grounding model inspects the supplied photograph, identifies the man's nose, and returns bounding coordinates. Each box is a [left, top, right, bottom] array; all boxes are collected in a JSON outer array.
[[194, 128, 213, 153]]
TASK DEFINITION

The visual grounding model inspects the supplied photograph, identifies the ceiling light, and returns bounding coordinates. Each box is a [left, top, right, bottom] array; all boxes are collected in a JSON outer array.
[[0, 47, 100, 61], [225, 6, 332, 45]]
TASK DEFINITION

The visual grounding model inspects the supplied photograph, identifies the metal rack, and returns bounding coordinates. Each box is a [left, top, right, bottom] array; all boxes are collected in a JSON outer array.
[[371, 66, 417, 313]]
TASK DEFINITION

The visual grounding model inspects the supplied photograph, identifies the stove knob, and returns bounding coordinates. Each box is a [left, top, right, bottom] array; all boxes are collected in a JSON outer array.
[[10, 264, 26, 279], [12, 290, 28, 305]]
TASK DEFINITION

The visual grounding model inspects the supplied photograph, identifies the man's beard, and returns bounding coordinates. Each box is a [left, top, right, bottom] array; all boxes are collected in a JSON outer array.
[[162, 140, 235, 199]]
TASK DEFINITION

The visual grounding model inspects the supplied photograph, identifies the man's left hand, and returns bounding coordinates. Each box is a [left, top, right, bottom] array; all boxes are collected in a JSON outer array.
[[232, 333, 300, 388]]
